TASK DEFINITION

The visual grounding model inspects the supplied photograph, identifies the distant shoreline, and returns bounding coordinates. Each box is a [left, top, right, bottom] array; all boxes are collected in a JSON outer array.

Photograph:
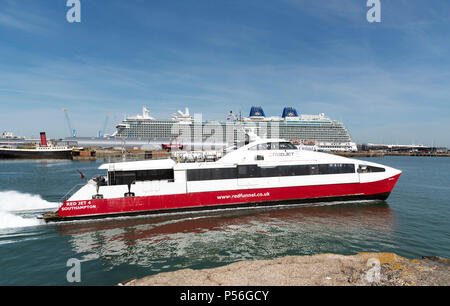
[[1, 147, 449, 161], [74, 148, 449, 161]]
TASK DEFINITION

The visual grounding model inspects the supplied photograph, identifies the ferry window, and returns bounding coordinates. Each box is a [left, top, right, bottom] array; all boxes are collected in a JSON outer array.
[[138, 169, 174, 181], [294, 165, 311, 175], [270, 142, 279, 150], [279, 142, 297, 150], [259, 166, 279, 177], [238, 165, 259, 178], [257, 143, 270, 150], [369, 166, 385, 172], [110, 171, 136, 186], [187, 168, 236, 181], [342, 164, 356, 173], [247, 143, 271, 150], [278, 166, 291, 176], [186, 163, 356, 182], [358, 165, 368, 173], [211, 168, 237, 180], [279, 165, 309, 176], [238, 165, 248, 177], [248, 165, 259, 177], [187, 170, 197, 181], [187, 169, 206, 181], [318, 164, 329, 174], [319, 164, 355, 175], [109, 169, 174, 185], [358, 165, 385, 173]]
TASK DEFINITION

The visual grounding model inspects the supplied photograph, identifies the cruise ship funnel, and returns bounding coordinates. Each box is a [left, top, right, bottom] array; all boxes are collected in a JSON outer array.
[[282, 107, 299, 118], [249, 106, 265, 117]]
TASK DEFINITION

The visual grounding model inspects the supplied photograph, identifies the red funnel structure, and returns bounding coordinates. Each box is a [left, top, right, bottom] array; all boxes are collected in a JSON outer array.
[[40, 132, 48, 147]]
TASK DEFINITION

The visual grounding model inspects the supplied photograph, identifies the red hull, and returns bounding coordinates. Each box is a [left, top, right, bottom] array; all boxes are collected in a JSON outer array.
[[56, 173, 401, 220]]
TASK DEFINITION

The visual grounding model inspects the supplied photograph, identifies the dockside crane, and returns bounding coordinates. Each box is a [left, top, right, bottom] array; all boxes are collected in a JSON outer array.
[[62, 108, 77, 137], [98, 112, 111, 138]]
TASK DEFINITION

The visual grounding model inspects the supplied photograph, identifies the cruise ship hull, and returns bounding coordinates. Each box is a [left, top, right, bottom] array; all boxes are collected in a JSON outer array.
[[44, 173, 401, 222]]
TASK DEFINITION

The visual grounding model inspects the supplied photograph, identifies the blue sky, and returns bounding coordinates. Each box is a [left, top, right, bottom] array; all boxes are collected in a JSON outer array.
[[0, 0, 449, 146]]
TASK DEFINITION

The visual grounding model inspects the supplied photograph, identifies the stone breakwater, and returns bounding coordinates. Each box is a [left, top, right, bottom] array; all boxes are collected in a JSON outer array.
[[121, 253, 449, 286]]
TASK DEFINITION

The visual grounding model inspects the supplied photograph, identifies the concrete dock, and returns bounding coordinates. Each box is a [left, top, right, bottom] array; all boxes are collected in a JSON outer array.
[[331, 152, 450, 158]]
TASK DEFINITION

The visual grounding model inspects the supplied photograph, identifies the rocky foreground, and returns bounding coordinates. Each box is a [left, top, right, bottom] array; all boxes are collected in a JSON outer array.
[[122, 253, 449, 286]]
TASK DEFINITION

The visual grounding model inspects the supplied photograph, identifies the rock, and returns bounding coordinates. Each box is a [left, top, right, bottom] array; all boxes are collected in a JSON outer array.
[[123, 253, 450, 286]]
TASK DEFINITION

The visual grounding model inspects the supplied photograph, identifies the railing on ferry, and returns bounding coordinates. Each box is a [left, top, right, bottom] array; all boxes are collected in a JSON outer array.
[[59, 183, 86, 203]]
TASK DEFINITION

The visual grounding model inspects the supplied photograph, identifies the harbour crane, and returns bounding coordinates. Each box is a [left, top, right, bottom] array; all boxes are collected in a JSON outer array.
[[62, 108, 76, 137], [98, 112, 111, 138]]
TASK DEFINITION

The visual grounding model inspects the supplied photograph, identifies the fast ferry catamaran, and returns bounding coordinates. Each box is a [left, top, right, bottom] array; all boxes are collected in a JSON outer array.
[[42, 137, 401, 222]]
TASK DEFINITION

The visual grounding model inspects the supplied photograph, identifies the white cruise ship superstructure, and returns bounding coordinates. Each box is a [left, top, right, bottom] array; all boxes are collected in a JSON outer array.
[[113, 106, 357, 152]]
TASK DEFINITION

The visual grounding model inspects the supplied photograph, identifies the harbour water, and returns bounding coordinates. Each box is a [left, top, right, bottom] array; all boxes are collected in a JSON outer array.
[[0, 157, 448, 285]]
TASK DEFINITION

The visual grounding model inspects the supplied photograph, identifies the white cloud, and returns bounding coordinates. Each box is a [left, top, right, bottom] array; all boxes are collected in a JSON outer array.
[[0, 1, 52, 34]]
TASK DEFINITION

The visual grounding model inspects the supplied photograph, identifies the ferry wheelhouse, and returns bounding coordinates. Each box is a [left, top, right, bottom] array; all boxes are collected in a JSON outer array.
[[43, 138, 401, 222]]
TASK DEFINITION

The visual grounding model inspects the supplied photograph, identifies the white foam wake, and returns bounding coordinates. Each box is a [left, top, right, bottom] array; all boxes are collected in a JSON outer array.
[[0, 191, 59, 230], [0, 211, 41, 229], [0, 190, 58, 212]]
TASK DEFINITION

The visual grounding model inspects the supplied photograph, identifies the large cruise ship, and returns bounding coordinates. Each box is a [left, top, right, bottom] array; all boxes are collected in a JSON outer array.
[[113, 106, 357, 152]]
